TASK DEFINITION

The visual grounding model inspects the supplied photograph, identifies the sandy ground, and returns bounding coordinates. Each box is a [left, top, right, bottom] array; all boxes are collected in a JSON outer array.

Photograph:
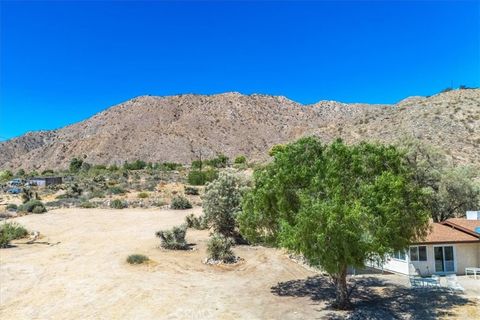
[[1, 208, 479, 319], [0, 208, 317, 319]]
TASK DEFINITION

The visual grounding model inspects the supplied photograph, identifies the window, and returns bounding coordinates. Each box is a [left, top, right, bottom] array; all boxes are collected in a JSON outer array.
[[409, 246, 427, 261], [393, 251, 407, 261]]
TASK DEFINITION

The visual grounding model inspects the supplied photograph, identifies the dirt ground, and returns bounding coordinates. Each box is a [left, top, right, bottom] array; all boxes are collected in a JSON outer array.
[[1, 208, 479, 319]]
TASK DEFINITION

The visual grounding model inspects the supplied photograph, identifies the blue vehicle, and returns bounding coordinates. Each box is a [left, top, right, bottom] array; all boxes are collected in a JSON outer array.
[[7, 187, 21, 194]]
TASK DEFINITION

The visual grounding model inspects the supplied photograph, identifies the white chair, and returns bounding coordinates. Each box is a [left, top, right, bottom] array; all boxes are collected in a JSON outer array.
[[445, 274, 464, 292]]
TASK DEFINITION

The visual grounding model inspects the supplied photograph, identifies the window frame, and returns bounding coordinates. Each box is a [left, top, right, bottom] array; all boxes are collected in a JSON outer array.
[[409, 245, 427, 262]]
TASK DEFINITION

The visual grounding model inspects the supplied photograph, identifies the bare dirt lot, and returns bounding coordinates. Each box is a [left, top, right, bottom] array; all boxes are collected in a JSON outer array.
[[1, 208, 479, 319]]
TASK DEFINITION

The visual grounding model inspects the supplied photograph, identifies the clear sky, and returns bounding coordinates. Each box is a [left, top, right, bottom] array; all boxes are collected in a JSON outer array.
[[1, 1, 479, 140]]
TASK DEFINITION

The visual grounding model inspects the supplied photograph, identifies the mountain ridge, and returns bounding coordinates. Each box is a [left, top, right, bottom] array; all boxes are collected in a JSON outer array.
[[1, 89, 479, 170]]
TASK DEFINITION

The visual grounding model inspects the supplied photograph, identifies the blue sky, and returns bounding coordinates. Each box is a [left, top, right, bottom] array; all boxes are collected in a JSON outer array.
[[1, 1, 479, 140]]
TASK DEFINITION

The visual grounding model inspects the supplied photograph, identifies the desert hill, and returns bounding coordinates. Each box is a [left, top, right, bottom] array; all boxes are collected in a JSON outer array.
[[1, 89, 479, 170]]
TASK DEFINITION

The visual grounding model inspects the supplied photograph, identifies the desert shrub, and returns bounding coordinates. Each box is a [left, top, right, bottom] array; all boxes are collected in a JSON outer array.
[[203, 171, 244, 238], [184, 186, 199, 195], [6, 204, 17, 211], [170, 196, 192, 209], [88, 189, 105, 199], [185, 213, 208, 230], [126, 254, 149, 264], [152, 200, 166, 207], [16, 169, 25, 177], [110, 199, 127, 209], [41, 169, 54, 175], [21, 188, 40, 203], [108, 186, 126, 195], [1, 222, 28, 240], [137, 192, 149, 199], [69, 157, 84, 173], [0, 222, 29, 248], [187, 169, 218, 185], [234, 155, 246, 164], [0, 230, 10, 248], [191, 160, 203, 170], [206, 154, 229, 168], [155, 225, 188, 250], [18, 200, 47, 213], [123, 160, 147, 170], [0, 170, 13, 182], [158, 162, 182, 171], [206, 233, 236, 263], [32, 206, 47, 214], [79, 201, 97, 208]]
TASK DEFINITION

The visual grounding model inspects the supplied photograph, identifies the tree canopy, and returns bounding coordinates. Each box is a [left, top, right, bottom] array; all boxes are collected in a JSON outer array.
[[399, 137, 480, 222], [239, 137, 431, 308]]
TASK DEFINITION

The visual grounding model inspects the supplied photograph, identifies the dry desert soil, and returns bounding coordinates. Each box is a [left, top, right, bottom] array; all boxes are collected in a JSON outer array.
[[1, 208, 479, 319]]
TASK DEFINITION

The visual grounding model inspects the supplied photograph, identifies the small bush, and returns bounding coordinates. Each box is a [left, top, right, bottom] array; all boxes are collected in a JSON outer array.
[[0, 222, 28, 248], [6, 204, 17, 211], [126, 254, 149, 264], [110, 199, 127, 209], [32, 205, 47, 214], [207, 233, 236, 263], [170, 196, 192, 210], [234, 155, 246, 164], [137, 192, 149, 199], [18, 200, 47, 213], [152, 200, 166, 207], [108, 186, 126, 195], [185, 214, 208, 230], [79, 201, 97, 208], [206, 154, 229, 168], [184, 186, 199, 195], [155, 225, 188, 250], [187, 169, 218, 186]]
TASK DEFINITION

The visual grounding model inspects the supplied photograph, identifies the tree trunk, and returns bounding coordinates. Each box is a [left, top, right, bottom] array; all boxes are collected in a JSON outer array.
[[334, 265, 351, 310]]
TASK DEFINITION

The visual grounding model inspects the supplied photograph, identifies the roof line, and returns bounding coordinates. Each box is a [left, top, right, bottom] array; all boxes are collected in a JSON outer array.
[[441, 220, 480, 238]]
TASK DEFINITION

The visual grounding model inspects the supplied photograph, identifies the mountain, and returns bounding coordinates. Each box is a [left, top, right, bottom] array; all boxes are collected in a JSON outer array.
[[1, 89, 479, 171]]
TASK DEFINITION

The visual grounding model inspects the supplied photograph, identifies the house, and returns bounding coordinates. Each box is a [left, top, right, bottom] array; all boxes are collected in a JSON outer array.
[[379, 211, 480, 276], [27, 176, 63, 187]]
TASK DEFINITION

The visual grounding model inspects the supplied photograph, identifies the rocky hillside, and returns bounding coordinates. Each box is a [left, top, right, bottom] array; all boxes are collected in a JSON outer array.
[[1, 89, 479, 171]]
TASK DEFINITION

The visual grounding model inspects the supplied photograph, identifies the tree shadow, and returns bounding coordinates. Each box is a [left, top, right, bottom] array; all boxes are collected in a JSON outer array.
[[271, 275, 475, 319]]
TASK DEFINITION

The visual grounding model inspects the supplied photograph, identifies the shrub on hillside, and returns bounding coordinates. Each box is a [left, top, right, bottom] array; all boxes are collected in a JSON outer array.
[[0, 222, 28, 248], [187, 169, 218, 186], [184, 186, 199, 195], [6, 204, 17, 211], [137, 192, 149, 199], [234, 155, 246, 164], [126, 254, 149, 264], [170, 196, 192, 210], [206, 233, 236, 263], [110, 199, 127, 209], [18, 200, 47, 214], [123, 160, 147, 170], [206, 154, 229, 168], [80, 201, 97, 208], [185, 213, 208, 230], [108, 186, 126, 195], [155, 225, 188, 250]]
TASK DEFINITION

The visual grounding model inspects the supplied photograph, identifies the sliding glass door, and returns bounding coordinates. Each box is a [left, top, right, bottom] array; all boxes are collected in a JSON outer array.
[[434, 246, 455, 273]]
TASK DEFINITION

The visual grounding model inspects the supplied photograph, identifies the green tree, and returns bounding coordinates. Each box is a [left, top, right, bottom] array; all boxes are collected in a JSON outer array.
[[16, 169, 26, 177], [203, 171, 245, 238], [69, 157, 84, 173], [399, 137, 480, 221], [239, 137, 430, 309]]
